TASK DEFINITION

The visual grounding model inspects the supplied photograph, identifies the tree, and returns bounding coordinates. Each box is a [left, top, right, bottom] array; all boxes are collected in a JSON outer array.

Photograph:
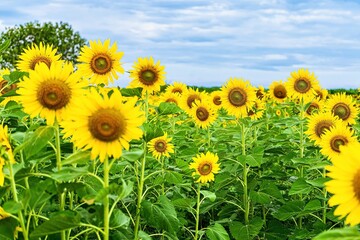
[[0, 21, 87, 69]]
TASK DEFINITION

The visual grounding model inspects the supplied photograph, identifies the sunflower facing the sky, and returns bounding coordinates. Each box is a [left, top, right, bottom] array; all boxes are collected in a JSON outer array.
[[319, 124, 357, 161], [269, 80, 287, 103], [286, 69, 320, 100], [17, 62, 88, 125], [189, 152, 220, 183], [61, 89, 145, 162], [77, 39, 124, 85], [190, 100, 218, 129], [148, 133, 174, 160], [17, 42, 62, 72], [220, 78, 256, 118], [129, 57, 166, 93], [325, 141, 360, 226], [325, 93, 358, 125]]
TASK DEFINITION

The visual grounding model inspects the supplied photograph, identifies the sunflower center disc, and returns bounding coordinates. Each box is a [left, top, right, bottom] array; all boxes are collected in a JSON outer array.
[[256, 90, 264, 99], [294, 79, 310, 93], [333, 103, 350, 120], [89, 109, 125, 142], [196, 107, 209, 121], [330, 136, 347, 153], [187, 95, 201, 108], [352, 170, 360, 202], [199, 162, 212, 175], [213, 96, 221, 105], [37, 81, 71, 110], [316, 90, 323, 100], [172, 88, 182, 94], [274, 85, 287, 99], [315, 120, 333, 138], [140, 70, 156, 85], [166, 98, 177, 104], [30, 56, 52, 70], [228, 88, 246, 106], [0, 80, 17, 94], [155, 140, 167, 152], [91, 54, 112, 74]]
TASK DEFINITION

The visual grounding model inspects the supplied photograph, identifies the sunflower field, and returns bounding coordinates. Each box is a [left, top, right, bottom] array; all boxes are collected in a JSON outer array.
[[0, 39, 359, 240]]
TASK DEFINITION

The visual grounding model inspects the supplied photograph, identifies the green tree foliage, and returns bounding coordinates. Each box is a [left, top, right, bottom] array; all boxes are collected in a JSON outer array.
[[0, 21, 87, 69]]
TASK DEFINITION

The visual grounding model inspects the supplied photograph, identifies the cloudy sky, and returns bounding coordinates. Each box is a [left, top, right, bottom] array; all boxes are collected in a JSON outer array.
[[1, 0, 360, 89]]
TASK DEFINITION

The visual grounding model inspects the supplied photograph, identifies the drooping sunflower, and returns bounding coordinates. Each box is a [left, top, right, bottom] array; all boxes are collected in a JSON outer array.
[[0, 69, 18, 106], [17, 62, 88, 125], [129, 57, 166, 93], [180, 88, 207, 114], [77, 39, 124, 85], [319, 124, 357, 161], [325, 93, 358, 125], [305, 112, 343, 145], [325, 141, 360, 226], [61, 89, 145, 162], [305, 99, 323, 117], [17, 42, 62, 72], [220, 78, 256, 118], [165, 82, 187, 95], [247, 98, 265, 120], [255, 85, 266, 100], [269, 80, 287, 103], [147, 133, 174, 160], [286, 69, 320, 100], [190, 100, 218, 129], [210, 91, 222, 109], [314, 87, 328, 101], [189, 152, 220, 183]]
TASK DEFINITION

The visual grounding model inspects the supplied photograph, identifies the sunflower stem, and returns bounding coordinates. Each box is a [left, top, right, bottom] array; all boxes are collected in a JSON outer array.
[[322, 167, 327, 224], [194, 183, 201, 240], [8, 161, 28, 240], [241, 122, 250, 225], [298, 98, 305, 229], [103, 156, 110, 240]]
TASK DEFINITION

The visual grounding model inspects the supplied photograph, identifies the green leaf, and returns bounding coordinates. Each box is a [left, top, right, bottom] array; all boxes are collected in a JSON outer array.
[[306, 177, 329, 188], [246, 155, 263, 167], [206, 223, 230, 240], [0, 218, 18, 240], [272, 201, 305, 221], [313, 227, 360, 240], [138, 230, 153, 240], [172, 198, 195, 209], [249, 190, 271, 204], [303, 200, 322, 212], [0, 39, 11, 52], [289, 178, 312, 195], [157, 102, 181, 115], [229, 217, 263, 240], [30, 211, 81, 238], [110, 209, 130, 228], [121, 149, 144, 162], [201, 190, 216, 202], [120, 87, 142, 98], [50, 167, 89, 182], [165, 171, 183, 184], [62, 151, 91, 165], [3, 200, 22, 214]]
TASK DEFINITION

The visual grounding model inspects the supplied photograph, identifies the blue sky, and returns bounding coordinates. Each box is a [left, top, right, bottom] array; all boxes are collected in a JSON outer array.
[[1, 0, 360, 89]]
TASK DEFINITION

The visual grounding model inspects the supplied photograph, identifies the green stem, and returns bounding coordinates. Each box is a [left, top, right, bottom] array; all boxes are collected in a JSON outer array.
[[161, 157, 165, 195], [241, 123, 249, 225], [194, 183, 201, 240], [103, 156, 110, 240], [298, 99, 305, 229], [8, 162, 28, 240], [322, 167, 327, 224]]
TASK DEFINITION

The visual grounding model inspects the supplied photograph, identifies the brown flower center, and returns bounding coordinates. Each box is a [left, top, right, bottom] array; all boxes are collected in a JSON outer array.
[[37, 80, 71, 110], [166, 98, 177, 104], [316, 90, 323, 100], [306, 102, 319, 115], [294, 78, 311, 93], [352, 170, 360, 202], [139, 69, 157, 85], [90, 53, 112, 75], [187, 94, 201, 108], [171, 88, 183, 94], [256, 89, 264, 100], [0, 80, 17, 94], [274, 85, 287, 99], [332, 103, 351, 120], [30, 56, 52, 70], [88, 108, 126, 142], [228, 88, 247, 106], [330, 135, 348, 153], [315, 120, 333, 138], [198, 162, 212, 175], [213, 96, 221, 105], [154, 139, 167, 153], [196, 107, 210, 121]]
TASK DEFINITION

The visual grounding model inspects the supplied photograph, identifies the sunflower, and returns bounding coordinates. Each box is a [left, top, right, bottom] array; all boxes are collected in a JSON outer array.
[[305, 112, 343, 145], [147, 133, 174, 160], [314, 88, 328, 101], [180, 88, 207, 114], [319, 124, 357, 161], [210, 91, 222, 109], [190, 100, 218, 129], [159, 91, 180, 106], [61, 89, 144, 162], [129, 57, 166, 93], [286, 69, 320, 100], [255, 85, 266, 100], [17, 62, 87, 125], [189, 152, 220, 183], [17, 42, 62, 72], [0, 206, 10, 220], [269, 80, 287, 103], [325, 141, 360, 226], [165, 82, 187, 95], [220, 78, 256, 118], [325, 93, 358, 125], [275, 109, 282, 116], [247, 98, 265, 120], [305, 99, 323, 117], [0, 69, 18, 106], [0, 124, 15, 186], [77, 39, 124, 85]]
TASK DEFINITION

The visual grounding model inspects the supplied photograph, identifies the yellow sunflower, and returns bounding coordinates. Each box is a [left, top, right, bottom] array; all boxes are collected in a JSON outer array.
[[305, 99, 323, 117], [0, 206, 10, 220], [17, 42, 62, 72], [147, 133, 174, 160], [17, 62, 87, 125], [190, 100, 218, 129], [319, 123, 357, 161], [269, 80, 287, 103], [255, 85, 266, 100], [210, 91, 222, 109], [325, 93, 358, 125], [247, 98, 265, 120], [0, 124, 15, 186], [275, 109, 282, 117], [0, 157, 4, 186], [305, 112, 343, 145], [129, 57, 166, 93], [159, 91, 181, 106], [286, 69, 320, 100], [180, 88, 207, 114], [61, 89, 145, 162], [77, 39, 124, 85], [165, 82, 187, 95], [325, 141, 360, 226], [189, 152, 220, 183], [220, 78, 256, 118], [314, 88, 328, 101]]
